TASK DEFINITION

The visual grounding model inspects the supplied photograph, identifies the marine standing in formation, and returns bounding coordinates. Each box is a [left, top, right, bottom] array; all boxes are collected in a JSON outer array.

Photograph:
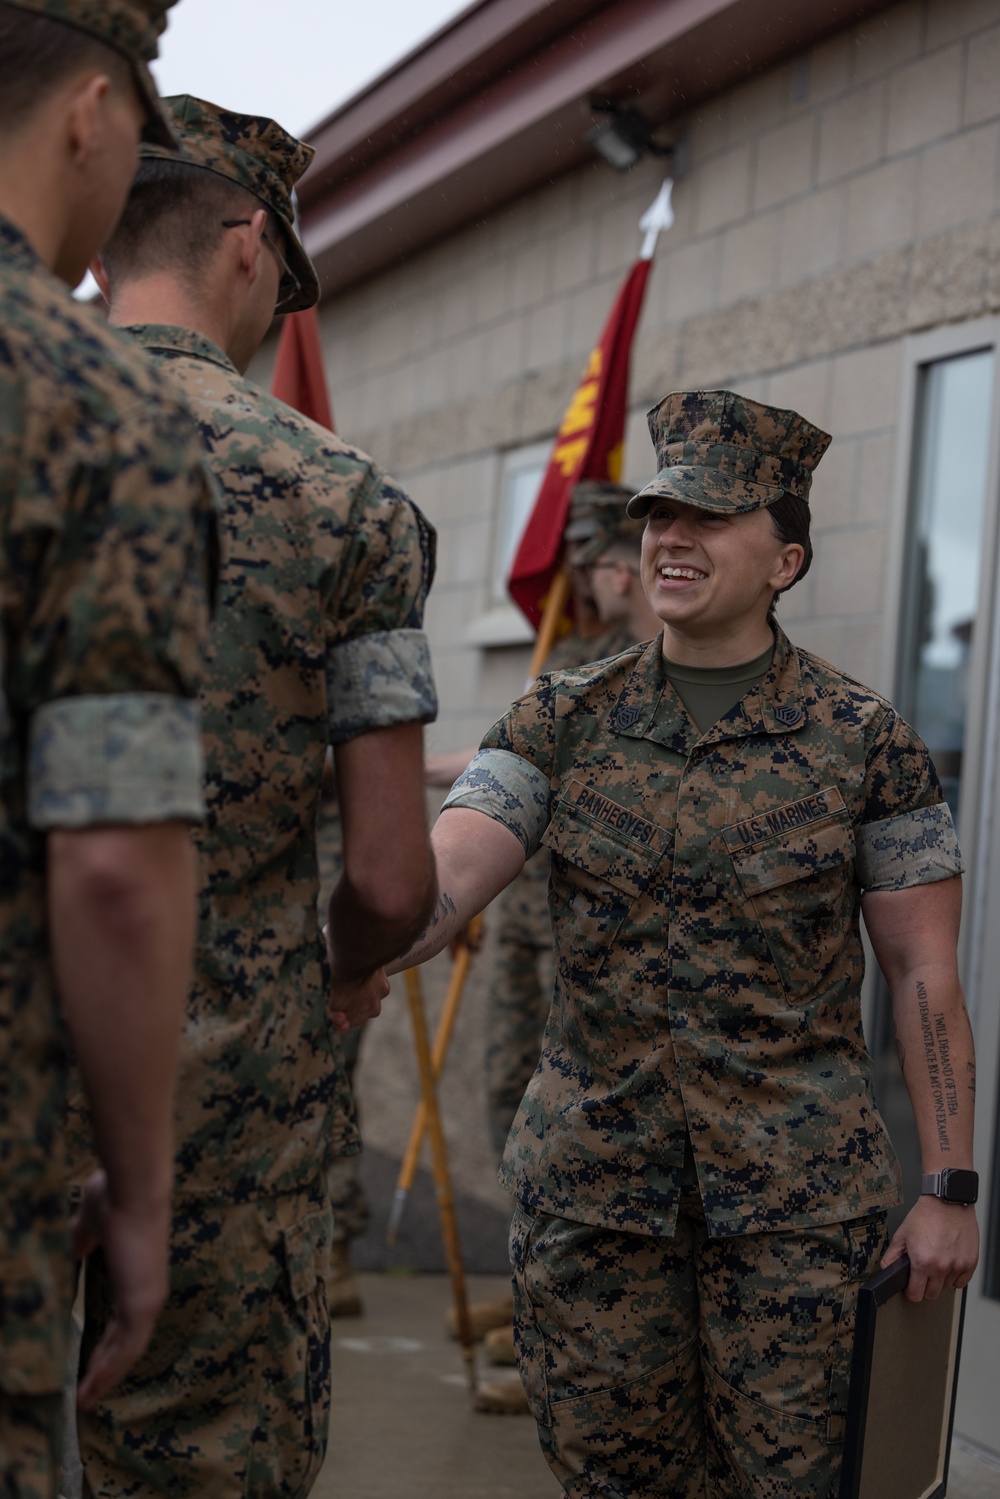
[[76, 95, 438, 1496], [0, 2, 217, 1495], [392, 391, 980, 1497]]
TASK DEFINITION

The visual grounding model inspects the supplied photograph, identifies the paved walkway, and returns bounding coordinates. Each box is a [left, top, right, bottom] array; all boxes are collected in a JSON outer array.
[[316, 1273, 556, 1499], [316, 1272, 1000, 1499]]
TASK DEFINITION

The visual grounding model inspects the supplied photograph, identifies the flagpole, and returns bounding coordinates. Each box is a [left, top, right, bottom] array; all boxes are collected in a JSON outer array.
[[522, 182, 672, 682], [527, 568, 572, 681], [639, 177, 675, 261]]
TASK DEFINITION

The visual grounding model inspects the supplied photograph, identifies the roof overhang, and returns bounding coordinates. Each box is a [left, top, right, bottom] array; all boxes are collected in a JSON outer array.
[[299, 0, 896, 299]]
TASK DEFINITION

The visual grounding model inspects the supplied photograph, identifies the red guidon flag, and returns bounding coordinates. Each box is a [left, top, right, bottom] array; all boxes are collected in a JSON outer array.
[[271, 306, 334, 431], [507, 255, 654, 630]]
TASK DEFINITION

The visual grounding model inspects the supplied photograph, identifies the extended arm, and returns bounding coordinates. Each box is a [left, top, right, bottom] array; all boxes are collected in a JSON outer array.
[[863, 876, 979, 1301], [48, 821, 198, 1406], [387, 807, 525, 973], [328, 721, 437, 1019]]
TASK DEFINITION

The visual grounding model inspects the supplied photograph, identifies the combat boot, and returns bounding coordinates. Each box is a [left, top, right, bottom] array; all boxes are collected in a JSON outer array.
[[445, 1292, 513, 1341], [474, 1376, 530, 1415], [483, 1322, 517, 1365]]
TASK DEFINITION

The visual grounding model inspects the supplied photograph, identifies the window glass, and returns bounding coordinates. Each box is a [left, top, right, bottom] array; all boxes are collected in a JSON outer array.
[[493, 443, 548, 605], [897, 349, 994, 818], [872, 348, 995, 1248]]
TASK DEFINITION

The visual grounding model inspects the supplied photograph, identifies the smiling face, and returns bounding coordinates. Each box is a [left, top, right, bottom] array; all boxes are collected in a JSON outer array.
[[639, 497, 804, 664]]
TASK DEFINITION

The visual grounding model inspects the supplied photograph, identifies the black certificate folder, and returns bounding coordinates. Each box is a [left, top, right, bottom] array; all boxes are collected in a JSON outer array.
[[839, 1254, 968, 1499]]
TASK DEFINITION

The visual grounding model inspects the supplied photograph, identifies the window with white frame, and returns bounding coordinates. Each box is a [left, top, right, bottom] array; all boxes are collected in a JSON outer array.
[[895, 347, 995, 819], [491, 440, 550, 607], [869, 336, 998, 1296]]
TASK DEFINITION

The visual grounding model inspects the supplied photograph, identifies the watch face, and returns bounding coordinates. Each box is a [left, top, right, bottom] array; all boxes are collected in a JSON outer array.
[[942, 1169, 979, 1204]]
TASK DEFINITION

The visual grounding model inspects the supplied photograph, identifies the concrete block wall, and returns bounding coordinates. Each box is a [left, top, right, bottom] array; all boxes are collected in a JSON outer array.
[[296, 0, 1000, 757]]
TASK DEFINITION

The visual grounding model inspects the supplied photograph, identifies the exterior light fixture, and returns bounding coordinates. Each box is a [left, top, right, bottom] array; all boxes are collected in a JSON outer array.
[[586, 101, 673, 172]]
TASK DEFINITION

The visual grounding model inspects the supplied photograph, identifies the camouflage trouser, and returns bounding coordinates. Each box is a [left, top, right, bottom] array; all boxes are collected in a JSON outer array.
[[0, 1392, 63, 1499], [485, 849, 554, 1158], [317, 791, 369, 1246], [77, 1182, 333, 1498], [328, 1024, 369, 1245], [510, 1164, 887, 1498]]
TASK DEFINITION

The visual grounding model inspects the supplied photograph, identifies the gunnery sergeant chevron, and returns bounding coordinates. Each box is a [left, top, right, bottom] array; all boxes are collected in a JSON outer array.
[[390, 389, 979, 1499]]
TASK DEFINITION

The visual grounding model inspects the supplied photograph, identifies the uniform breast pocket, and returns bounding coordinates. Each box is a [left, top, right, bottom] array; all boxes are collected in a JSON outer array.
[[724, 790, 857, 1006], [542, 784, 665, 996]]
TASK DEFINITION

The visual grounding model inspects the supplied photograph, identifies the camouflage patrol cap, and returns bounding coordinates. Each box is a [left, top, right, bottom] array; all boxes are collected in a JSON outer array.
[[565, 481, 643, 567], [0, 0, 179, 148], [142, 94, 319, 313], [627, 390, 831, 518]]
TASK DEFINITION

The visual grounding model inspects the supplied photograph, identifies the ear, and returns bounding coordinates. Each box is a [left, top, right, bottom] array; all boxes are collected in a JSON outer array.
[[66, 73, 112, 166], [613, 561, 632, 598], [90, 255, 111, 305], [239, 208, 269, 284], [771, 543, 805, 593]]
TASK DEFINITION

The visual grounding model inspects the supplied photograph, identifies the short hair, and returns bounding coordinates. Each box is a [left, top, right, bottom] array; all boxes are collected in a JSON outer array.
[[101, 156, 282, 293], [0, 6, 131, 135], [767, 490, 812, 618]]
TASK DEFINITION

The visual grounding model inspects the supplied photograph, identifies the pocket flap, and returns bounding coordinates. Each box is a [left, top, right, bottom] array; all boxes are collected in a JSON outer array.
[[283, 1209, 331, 1305], [724, 788, 855, 896], [542, 779, 668, 899]]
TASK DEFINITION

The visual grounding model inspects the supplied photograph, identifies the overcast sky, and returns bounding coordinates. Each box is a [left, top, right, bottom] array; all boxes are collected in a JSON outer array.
[[153, 0, 475, 137]]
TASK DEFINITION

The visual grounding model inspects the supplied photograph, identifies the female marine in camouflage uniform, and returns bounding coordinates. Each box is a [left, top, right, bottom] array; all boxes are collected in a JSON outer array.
[[389, 390, 979, 1498]]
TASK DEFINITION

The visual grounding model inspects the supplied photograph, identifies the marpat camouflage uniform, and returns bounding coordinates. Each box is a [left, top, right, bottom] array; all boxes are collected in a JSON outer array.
[[486, 479, 645, 1160], [315, 787, 370, 1250], [0, 211, 213, 1498], [443, 391, 963, 1496], [485, 622, 636, 1159], [72, 99, 436, 1499]]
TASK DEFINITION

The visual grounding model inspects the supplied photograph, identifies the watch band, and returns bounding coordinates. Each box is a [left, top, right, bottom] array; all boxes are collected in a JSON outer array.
[[921, 1168, 979, 1204]]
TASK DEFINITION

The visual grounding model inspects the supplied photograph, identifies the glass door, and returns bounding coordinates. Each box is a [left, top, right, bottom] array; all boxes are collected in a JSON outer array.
[[871, 335, 1000, 1456]]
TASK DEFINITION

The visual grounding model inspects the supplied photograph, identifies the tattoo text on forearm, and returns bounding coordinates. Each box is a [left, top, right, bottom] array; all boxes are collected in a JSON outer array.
[[916, 979, 958, 1153], [404, 890, 458, 967]]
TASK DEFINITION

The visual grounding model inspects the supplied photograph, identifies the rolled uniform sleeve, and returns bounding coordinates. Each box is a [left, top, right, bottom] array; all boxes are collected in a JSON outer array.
[[442, 677, 557, 856], [324, 473, 438, 744], [856, 710, 963, 892], [5, 387, 216, 830]]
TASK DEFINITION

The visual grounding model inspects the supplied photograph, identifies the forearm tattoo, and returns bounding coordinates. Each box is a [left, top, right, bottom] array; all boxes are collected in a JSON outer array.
[[916, 979, 959, 1153], [405, 890, 458, 967], [893, 1017, 906, 1072]]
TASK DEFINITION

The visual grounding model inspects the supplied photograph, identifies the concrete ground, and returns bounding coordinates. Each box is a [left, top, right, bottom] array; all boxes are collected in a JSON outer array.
[[316, 1272, 1000, 1499], [316, 1273, 557, 1499]]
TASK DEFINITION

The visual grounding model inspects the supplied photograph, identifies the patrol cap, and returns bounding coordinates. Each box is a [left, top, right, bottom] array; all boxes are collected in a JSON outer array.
[[0, 0, 179, 148], [627, 390, 831, 519], [142, 94, 319, 314], [565, 481, 644, 567]]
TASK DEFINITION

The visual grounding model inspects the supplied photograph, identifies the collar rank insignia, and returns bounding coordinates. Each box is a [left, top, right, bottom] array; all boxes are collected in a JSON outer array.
[[774, 704, 804, 727], [613, 704, 643, 731]]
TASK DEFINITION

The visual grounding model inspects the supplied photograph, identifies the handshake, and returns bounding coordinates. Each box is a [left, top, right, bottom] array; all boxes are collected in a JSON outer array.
[[323, 923, 390, 1032]]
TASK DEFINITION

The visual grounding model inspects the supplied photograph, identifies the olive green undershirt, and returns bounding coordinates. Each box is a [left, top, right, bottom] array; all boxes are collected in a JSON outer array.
[[663, 641, 775, 736]]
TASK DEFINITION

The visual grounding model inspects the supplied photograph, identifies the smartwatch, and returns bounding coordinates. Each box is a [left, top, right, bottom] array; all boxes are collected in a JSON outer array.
[[920, 1168, 979, 1205]]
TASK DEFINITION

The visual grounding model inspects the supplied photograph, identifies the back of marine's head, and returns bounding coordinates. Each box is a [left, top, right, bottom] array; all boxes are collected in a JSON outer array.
[[101, 93, 319, 315], [0, 0, 179, 147]]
